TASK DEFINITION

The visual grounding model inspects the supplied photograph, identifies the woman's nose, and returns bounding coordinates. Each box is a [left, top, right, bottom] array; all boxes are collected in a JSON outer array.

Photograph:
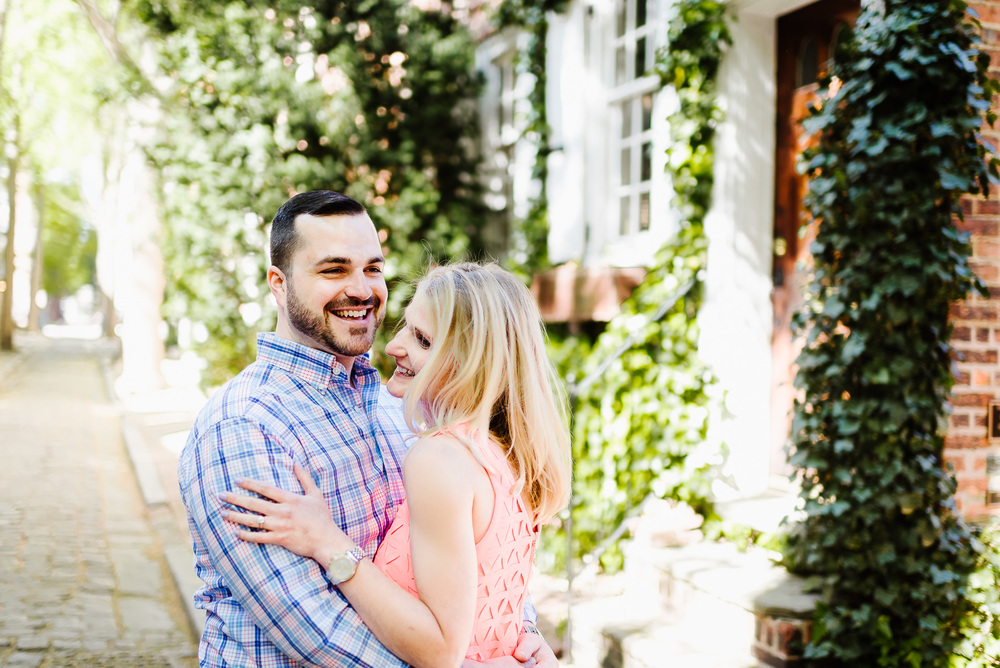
[[385, 332, 403, 357]]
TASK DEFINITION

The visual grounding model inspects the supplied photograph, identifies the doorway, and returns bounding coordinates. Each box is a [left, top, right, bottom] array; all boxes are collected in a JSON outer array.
[[770, 0, 860, 478]]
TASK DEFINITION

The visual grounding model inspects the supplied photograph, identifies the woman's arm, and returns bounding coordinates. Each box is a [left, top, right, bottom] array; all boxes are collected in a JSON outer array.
[[222, 437, 480, 668]]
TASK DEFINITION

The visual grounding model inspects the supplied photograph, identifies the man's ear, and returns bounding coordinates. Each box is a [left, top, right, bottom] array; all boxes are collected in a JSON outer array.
[[267, 266, 287, 309]]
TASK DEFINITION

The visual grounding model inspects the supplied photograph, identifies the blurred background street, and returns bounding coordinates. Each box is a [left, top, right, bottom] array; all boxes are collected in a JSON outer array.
[[0, 332, 197, 667]]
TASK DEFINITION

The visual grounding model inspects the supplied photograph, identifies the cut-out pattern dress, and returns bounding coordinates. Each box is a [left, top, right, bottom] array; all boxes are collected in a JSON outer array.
[[372, 427, 538, 661]]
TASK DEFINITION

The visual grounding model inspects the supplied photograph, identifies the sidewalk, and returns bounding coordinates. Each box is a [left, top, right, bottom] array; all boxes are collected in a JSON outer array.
[[0, 332, 197, 667]]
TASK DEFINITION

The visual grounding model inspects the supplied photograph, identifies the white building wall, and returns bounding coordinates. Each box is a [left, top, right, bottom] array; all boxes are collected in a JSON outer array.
[[701, 0, 814, 498], [547, 5, 587, 263]]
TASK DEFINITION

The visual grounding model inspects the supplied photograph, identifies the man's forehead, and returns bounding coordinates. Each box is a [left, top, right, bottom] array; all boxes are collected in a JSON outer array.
[[293, 213, 381, 256]]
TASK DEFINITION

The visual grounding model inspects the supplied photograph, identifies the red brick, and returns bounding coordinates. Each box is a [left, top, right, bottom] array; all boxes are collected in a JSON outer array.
[[953, 303, 1000, 320], [946, 454, 967, 471], [975, 370, 992, 385], [971, 261, 1000, 283], [954, 326, 973, 341], [952, 414, 972, 428], [974, 198, 1000, 216], [957, 216, 1000, 236], [962, 477, 989, 494], [976, 4, 1000, 26], [951, 392, 993, 407], [975, 238, 1000, 258], [946, 434, 988, 448]]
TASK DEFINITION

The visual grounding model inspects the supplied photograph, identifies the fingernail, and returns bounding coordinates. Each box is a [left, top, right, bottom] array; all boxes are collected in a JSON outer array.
[[234, 477, 243, 485], [220, 510, 228, 519], [524, 659, 536, 668], [217, 493, 227, 502]]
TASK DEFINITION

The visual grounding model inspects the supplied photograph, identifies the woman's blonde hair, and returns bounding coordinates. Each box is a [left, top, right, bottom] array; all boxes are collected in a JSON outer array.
[[401, 262, 572, 525]]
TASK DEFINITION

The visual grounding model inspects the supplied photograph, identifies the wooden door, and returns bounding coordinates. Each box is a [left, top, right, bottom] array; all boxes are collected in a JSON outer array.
[[771, 0, 859, 478]]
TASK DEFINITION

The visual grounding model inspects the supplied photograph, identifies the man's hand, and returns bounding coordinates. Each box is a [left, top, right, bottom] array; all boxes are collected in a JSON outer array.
[[513, 626, 558, 668], [460, 626, 558, 668]]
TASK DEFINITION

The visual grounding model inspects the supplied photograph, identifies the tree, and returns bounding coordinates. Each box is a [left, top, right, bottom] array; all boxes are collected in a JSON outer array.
[[123, 0, 492, 385], [0, 0, 117, 349]]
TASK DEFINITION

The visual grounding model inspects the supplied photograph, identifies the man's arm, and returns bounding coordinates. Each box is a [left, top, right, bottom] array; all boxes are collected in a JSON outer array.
[[182, 417, 407, 667]]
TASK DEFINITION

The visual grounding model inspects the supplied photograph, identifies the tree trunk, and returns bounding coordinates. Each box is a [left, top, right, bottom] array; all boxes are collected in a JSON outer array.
[[27, 183, 43, 332], [1, 146, 18, 351]]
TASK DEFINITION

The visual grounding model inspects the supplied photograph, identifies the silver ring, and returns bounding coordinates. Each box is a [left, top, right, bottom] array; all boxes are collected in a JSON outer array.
[[257, 516, 265, 530]]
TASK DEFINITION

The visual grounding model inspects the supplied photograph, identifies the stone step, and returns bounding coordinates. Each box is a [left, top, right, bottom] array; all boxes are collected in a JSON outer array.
[[596, 536, 817, 667]]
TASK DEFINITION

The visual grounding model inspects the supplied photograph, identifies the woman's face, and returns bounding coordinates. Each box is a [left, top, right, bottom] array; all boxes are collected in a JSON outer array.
[[384, 290, 435, 399]]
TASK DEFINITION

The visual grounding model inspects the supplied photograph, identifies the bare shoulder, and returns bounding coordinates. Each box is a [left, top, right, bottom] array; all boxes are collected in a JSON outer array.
[[403, 432, 484, 491]]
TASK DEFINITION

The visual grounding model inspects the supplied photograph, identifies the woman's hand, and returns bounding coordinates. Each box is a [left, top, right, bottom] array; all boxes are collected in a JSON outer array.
[[220, 463, 352, 563]]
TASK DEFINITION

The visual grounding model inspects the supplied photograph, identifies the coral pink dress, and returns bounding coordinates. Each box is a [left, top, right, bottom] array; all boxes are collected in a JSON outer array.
[[372, 427, 538, 661]]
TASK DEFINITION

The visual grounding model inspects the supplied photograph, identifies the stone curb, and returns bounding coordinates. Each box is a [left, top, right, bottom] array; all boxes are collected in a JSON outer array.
[[97, 355, 206, 641]]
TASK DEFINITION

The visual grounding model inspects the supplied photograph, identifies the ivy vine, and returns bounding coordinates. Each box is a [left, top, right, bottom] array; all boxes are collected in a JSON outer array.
[[782, 0, 1000, 663]]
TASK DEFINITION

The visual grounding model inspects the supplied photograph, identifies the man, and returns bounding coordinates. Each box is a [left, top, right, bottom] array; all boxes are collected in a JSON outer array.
[[179, 190, 557, 667]]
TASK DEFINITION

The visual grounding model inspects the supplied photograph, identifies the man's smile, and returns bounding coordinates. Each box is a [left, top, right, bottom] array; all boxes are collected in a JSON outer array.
[[329, 307, 372, 320]]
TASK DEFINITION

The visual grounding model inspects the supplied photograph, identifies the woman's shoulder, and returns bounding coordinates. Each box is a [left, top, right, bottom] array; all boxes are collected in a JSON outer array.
[[404, 430, 482, 480]]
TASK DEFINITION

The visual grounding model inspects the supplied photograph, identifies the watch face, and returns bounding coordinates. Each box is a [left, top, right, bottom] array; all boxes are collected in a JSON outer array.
[[329, 555, 356, 582]]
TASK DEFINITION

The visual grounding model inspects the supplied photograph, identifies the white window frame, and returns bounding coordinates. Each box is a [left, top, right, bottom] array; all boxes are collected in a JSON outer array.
[[599, 0, 672, 262]]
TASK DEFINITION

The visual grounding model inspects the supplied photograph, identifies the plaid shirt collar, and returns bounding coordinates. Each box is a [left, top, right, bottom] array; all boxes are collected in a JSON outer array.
[[256, 331, 378, 390]]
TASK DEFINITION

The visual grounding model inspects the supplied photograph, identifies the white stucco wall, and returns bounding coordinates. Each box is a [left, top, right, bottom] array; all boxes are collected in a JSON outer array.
[[701, 0, 812, 498]]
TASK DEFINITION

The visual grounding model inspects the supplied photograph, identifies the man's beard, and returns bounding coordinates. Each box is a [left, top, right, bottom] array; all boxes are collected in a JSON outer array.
[[286, 281, 383, 359]]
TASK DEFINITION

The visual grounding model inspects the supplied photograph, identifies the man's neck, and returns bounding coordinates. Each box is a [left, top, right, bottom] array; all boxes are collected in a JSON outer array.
[[272, 326, 357, 383]]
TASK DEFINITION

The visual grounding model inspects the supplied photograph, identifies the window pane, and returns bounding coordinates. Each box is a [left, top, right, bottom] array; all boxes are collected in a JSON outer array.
[[642, 93, 652, 131], [617, 1, 627, 37], [616, 46, 626, 85], [621, 146, 632, 185], [641, 142, 651, 181], [636, 37, 646, 78], [620, 197, 631, 236], [621, 100, 632, 138], [636, 0, 647, 29], [639, 192, 650, 230]]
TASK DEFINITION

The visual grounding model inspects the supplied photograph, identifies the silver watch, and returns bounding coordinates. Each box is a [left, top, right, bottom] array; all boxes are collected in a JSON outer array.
[[326, 546, 365, 585]]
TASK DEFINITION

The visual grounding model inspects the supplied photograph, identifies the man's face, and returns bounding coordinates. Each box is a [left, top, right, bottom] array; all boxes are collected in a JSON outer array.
[[279, 213, 387, 365]]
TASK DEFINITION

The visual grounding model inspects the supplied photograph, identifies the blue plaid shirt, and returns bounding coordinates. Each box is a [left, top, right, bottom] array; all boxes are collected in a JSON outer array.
[[178, 333, 411, 667]]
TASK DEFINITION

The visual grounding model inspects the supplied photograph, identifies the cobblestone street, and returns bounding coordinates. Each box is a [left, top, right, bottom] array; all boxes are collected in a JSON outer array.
[[0, 336, 197, 668]]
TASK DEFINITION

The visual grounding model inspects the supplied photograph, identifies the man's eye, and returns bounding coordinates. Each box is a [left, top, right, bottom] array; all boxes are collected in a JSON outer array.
[[366, 267, 383, 274], [322, 268, 345, 274]]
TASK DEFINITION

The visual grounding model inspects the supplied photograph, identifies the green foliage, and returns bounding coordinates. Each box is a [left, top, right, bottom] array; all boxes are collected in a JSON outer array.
[[38, 184, 97, 300], [538, 0, 731, 570], [782, 1, 1000, 664], [126, 0, 491, 384]]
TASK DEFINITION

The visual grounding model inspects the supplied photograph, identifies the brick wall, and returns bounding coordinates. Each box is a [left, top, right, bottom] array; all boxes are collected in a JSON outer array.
[[947, 2, 1000, 521]]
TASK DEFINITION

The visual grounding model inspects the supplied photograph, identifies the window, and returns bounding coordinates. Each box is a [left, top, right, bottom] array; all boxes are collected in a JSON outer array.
[[610, 0, 658, 238], [482, 46, 522, 238]]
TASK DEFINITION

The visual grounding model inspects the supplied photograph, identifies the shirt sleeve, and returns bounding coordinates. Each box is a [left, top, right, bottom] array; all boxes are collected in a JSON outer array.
[[185, 416, 409, 667], [523, 594, 538, 625]]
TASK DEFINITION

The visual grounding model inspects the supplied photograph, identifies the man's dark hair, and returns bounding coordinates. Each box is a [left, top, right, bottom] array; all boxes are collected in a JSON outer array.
[[269, 190, 367, 272]]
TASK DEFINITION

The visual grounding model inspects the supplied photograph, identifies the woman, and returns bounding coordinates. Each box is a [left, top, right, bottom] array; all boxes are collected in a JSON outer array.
[[220, 262, 572, 667]]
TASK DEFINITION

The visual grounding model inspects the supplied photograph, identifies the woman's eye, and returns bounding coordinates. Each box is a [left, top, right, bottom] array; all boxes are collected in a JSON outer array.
[[416, 334, 430, 349]]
